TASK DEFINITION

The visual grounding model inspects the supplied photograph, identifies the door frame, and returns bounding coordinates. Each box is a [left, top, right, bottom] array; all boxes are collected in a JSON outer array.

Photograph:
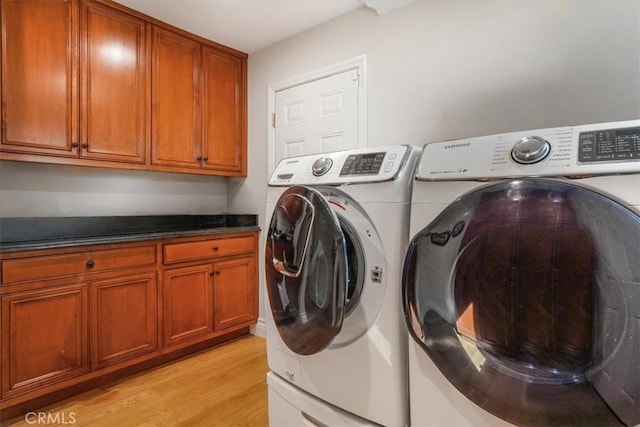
[[267, 55, 368, 177]]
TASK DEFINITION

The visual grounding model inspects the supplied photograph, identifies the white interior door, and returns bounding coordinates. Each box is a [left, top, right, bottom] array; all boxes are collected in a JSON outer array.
[[274, 69, 360, 166]]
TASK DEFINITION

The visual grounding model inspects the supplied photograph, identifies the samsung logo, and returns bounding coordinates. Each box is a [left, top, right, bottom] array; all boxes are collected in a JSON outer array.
[[443, 142, 471, 149]]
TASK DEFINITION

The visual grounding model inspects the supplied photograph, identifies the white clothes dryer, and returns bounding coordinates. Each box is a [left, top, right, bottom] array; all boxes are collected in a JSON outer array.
[[403, 120, 640, 426], [265, 145, 420, 427]]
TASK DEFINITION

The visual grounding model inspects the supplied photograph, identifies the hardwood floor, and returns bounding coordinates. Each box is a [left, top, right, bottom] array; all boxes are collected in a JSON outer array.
[[3, 335, 269, 427]]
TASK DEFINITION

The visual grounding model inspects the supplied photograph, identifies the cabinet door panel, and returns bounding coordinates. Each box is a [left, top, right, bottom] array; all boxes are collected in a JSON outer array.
[[213, 257, 256, 331], [163, 264, 213, 347], [80, 2, 147, 163], [1, 284, 88, 398], [202, 47, 245, 174], [1, 0, 78, 156], [90, 273, 157, 370], [151, 27, 200, 168]]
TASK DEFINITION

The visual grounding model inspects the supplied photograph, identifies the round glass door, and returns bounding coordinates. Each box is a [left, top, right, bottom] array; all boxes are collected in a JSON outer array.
[[403, 179, 640, 426], [266, 186, 348, 355]]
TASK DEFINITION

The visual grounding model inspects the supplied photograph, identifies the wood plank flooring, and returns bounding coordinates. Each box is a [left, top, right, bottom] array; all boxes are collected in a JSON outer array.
[[3, 335, 269, 427]]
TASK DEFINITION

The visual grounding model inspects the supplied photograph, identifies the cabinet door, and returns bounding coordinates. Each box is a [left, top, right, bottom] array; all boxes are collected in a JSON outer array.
[[163, 264, 213, 347], [90, 272, 157, 370], [0, 0, 79, 157], [151, 26, 201, 169], [202, 47, 246, 175], [79, 1, 147, 163], [1, 284, 88, 398], [213, 257, 257, 331]]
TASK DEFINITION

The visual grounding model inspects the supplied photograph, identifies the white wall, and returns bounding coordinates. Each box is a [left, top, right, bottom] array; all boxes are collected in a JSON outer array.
[[228, 0, 640, 333], [0, 161, 228, 217]]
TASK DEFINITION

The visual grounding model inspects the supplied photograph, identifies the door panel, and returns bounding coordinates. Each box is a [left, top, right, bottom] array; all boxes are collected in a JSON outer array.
[[1, 284, 88, 398], [265, 186, 347, 355], [80, 2, 147, 163], [163, 264, 213, 347], [213, 257, 256, 330], [202, 47, 245, 173], [274, 69, 359, 166], [151, 26, 200, 168], [90, 273, 157, 369], [1, 0, 78, 156]]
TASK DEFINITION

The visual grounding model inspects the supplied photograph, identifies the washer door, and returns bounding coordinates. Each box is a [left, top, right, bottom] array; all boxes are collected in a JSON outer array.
[[403, 179, 640, 426], [266, 186, 347, 355]]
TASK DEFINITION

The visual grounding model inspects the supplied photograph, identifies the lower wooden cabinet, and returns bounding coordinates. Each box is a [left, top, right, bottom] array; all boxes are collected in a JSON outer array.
[[1, 284, 89, 398], [163, 264, 214, 347], [0, 230, 258, 419], [213, 256, 256, 331], [90, 272, 158, 370]]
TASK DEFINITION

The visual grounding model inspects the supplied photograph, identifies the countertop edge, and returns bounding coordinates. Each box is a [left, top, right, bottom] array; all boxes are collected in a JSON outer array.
[[0, 226, 261, 254]]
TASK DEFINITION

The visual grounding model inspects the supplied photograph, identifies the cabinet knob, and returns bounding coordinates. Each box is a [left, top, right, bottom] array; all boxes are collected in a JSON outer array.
[[202, 156, 209, 162], [71, 142, 79, 148], [196, 156, 203, 161], [82, 142, 89, 149], [215, 270, 221, 276], [212, 246, 220, 251], [86, 259, 95, 269]]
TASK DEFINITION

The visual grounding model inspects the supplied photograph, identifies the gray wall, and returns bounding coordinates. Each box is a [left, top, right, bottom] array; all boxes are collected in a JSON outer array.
[[0, 162, 228, 217], [230, 0, 640, 331]]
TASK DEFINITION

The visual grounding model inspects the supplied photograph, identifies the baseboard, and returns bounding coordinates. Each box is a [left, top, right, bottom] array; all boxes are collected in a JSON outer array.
[[252, 317, 266, 338]]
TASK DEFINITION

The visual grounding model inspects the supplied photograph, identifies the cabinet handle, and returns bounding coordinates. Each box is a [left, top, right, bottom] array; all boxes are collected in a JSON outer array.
[[212, 246, 220, 251], [82, 142, 89, 149], [214, 270, 221, 276], [86, 259, 95, 269], [196, 156, 203, 161], [202, 156, 208, 162], [71, 142, 79, 148]]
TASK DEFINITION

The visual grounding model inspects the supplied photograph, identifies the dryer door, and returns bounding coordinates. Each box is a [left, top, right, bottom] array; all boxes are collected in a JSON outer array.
[[266, 185, 347, 355], [403, 179, 640, 426]]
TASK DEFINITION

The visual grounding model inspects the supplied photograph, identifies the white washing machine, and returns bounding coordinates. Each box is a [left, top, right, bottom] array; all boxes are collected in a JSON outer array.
[[265, 145, 421, 427], [403, 120, 640, 426]]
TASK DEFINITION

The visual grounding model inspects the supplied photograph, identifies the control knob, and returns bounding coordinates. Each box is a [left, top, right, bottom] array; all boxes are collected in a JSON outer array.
[[312, 157, 333, 176], [511, 136, 551, 164]]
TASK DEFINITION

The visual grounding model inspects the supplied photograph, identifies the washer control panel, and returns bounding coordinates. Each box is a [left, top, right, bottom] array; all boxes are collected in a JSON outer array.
[[417, 120, 640, 181], [578, 126, 640, 163], [340, 152, 386, 176], [270, 146, 410, 186]]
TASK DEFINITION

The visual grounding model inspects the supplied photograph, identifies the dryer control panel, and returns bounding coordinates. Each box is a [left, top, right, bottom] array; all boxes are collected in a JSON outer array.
[[417, 120, 640, 181], [269, 145, 412, 186]]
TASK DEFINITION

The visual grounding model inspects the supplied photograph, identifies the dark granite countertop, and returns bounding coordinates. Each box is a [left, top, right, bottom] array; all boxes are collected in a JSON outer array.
[[0, 215, 259, 253]]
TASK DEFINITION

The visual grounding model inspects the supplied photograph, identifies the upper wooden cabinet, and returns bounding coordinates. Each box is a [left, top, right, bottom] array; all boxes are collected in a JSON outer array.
[[0, 0, 247, 176], [151, 27, 201, 170], [80, 1, 148, 164], [151, 27, 247, 176], [0, 0, 147, 165], [1, 0, 79, 157]]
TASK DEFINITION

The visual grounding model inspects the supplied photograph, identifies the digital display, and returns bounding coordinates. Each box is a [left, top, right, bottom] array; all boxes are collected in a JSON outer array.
[[340, 152, 386, 176], [578, 126, 640, 163]]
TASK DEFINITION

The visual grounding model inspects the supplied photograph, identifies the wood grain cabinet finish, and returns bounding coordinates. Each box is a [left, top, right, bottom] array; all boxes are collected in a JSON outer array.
[[151, 27, 247, 176], [151, 26, 201, 169], [1, 0, 247, 176], [213, 257, 256, 331], [79, 0, 148, 164], [0, 0, 79, 157], [162, 264, 214, 347], [0, 231, 257, 417], [1, 284, 89, 398], [90, 272, 158, 370], [0, 0, 147, 165], [162, 233, 258, 348], [201, 47, 246, 174]]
